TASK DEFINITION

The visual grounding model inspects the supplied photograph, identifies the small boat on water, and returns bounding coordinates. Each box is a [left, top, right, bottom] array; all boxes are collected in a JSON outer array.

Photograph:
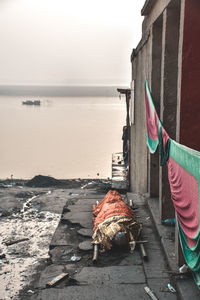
[[22, 100, 41, 105]]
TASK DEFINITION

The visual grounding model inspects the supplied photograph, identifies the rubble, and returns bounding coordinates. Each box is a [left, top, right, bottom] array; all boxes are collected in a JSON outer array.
[[46, 272, 69, 288], [4, 238, 29, 246], [25, 175, 61, 187], [71, 255, 81, 262], [144, 286, 159, 300]]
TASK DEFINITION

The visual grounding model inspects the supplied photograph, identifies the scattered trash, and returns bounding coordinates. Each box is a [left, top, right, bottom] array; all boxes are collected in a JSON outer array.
[[71, 254, 81, 262], [27, 290, 34, 294], [81, 183, 88, 189], [92, 244, 99, 263], [4, 238, 29, 246], [161, 218, 175, 226], [0, 191, 60, 300], [0, 183, 13, 188], [46, 273, 69, 288], [179, 264, 188, 273], [139, 243, 148, 259], [144, 286, 159, 300], [167, 283, 176, 293], [47, 191, 52, 195], [81, 181, 96, 189]]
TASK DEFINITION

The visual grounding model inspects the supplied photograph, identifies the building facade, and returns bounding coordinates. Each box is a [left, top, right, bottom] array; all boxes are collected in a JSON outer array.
[[130, 0, 200, 219], [129, 0, 200, 265]]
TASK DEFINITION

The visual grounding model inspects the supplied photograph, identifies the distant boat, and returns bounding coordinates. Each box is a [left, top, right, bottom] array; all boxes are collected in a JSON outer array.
[[22, 100, 41, 105]]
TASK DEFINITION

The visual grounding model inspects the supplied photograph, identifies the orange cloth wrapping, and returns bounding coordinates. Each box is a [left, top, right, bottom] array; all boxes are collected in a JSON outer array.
[[93, 190, 133, 232], [92, 190, 141, 252]]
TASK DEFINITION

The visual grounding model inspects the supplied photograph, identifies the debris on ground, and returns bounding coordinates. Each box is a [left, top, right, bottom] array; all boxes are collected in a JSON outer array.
[[144, 286, 159, 300], [4, 238, 29, 246], [167, 283, 176, 293], [71, 255, 81, 262], [46, 273, 69, 288], [179, 264, 188, 273], [0, 181, 180, 300], [27, 290, 34, 294], [138, 242, 148, 259], [0, 185, 62, 300], [26, 175, 62, 187]]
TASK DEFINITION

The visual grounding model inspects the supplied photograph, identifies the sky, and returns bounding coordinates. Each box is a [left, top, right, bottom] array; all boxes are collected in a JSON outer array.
[[0, 0, 144, 86]]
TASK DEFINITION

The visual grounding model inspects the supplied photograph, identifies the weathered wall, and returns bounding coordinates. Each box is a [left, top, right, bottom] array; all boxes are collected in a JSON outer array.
[[179, 0, 200, 150], [142, 0, 173, 33], [159, 3, 180, 219], [130, 33, 152, 193], [130, 0, 181, 200]]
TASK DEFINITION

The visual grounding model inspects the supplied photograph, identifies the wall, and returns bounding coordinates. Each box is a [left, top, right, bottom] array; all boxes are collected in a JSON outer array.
[[179, 0, 200, 150], [130, 32, 152, 193], [130, 0, 180, 208]]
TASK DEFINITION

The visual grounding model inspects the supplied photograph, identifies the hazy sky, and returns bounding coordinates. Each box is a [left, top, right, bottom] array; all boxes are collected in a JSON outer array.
[[0, 0, 143, 86]]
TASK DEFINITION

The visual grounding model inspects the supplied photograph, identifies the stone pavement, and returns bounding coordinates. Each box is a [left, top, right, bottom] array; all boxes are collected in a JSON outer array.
[[147, 196, 200, 300], [28, 188, 180, 300]]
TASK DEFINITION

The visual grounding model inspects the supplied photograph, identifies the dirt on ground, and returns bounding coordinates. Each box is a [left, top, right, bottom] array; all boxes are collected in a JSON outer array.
[[0, 176, 111, 300]]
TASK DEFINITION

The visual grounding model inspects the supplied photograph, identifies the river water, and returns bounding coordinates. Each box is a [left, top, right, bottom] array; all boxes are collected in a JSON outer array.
[[0, 96, 126, 179]]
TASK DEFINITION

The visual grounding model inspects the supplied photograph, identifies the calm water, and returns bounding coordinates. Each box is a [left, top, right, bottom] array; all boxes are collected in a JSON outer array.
[[0, 96, 126, 179]]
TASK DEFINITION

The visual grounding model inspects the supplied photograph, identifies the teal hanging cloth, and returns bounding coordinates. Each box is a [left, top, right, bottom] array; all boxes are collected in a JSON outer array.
[[144, 80, 159, 153], [144, 80, 200, 289], [144, 80, 170, 165]]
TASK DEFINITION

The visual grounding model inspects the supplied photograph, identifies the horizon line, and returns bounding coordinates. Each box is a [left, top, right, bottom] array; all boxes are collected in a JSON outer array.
[[0, 83, 129, 88]]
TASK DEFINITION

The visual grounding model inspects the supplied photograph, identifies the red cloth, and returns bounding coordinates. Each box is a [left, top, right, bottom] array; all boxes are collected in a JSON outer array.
[[93, 190, 133, 231], [167, 156, 199, 247], [145, 88, 159, 141]]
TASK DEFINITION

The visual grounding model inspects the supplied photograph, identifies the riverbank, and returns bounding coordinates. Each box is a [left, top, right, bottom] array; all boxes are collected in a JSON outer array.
[[0, 176, 111, 299], [20, 189, 178, 300], [1, 176, 198, 299]]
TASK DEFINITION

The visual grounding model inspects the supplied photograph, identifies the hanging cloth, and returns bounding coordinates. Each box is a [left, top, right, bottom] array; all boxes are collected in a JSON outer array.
[[145, 80, 200, 288]]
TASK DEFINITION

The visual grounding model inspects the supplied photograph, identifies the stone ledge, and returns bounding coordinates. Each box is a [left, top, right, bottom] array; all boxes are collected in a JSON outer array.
[[176, 278, 200, 300], [147, 197, 200, 300], [147, 197, 177, 272]]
